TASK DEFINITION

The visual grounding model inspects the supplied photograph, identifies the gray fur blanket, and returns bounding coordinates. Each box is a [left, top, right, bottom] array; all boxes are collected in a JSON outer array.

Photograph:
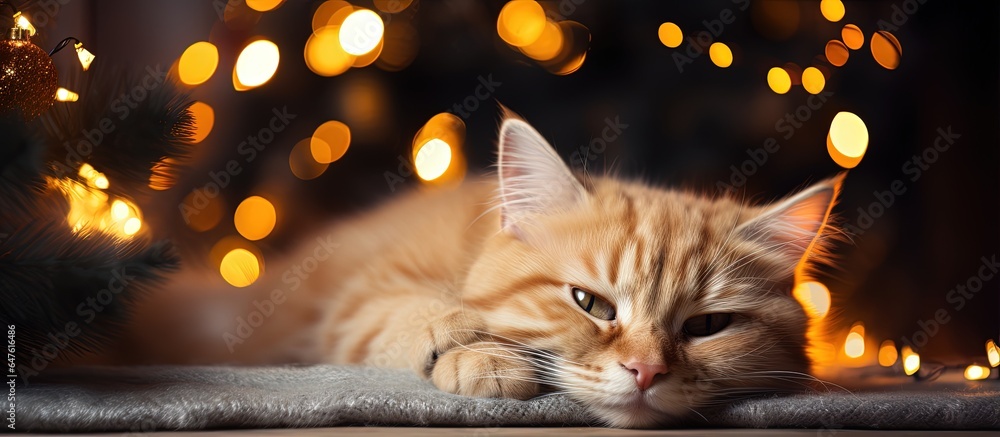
[[16, 365, 1000, 432]]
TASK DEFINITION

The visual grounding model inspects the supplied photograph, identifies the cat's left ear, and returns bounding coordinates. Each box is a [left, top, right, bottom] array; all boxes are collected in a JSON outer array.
[[738, 174, 844, 272], [497, 115, 587, 236]]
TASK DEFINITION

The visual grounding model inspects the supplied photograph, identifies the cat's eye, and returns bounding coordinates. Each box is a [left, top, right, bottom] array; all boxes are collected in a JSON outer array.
[[572, 287, 616, 320], [682, 313, 733, 337]]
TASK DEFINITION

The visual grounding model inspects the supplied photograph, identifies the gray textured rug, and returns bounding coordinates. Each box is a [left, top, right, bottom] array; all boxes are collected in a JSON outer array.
[[17, 365, 1000, 432]]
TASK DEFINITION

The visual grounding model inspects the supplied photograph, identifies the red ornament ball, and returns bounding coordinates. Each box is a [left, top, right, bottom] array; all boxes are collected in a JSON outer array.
[[0, 39, 59, 120]]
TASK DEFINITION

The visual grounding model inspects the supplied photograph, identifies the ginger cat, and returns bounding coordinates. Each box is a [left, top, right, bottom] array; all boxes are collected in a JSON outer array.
[[124, 113, 841, 428]]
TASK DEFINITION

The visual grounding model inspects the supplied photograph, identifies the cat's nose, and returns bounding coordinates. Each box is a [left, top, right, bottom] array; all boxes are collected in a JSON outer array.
[[622, 361, 668, 391]]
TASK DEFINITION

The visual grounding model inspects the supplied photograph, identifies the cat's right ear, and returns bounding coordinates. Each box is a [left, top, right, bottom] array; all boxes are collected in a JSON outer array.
[[497, 116, 587, 237]]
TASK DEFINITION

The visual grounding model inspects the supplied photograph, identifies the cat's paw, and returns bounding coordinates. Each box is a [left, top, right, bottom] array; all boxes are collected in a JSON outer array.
[[409, 309, 486, 376], [430, 341, 539, 400]]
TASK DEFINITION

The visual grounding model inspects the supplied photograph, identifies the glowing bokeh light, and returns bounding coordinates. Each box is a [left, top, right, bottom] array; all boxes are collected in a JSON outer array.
[[182, 189, 224, 232], [178, 41, 219, 86], [842, 24, 864, 50], [55, 87, 79, 102], [123, 217, 142, 236], [827, 111, 868, 169], [820, 0, 845, 22], [305, 25, 355, 77], [767, 67, 792, 94], [965, 364, 989, 381], [497, 0, 546, 47], [539, 20, 590, 76], [312, 1, 353, 31], [373, 0, 413, 13], [801, 66, 826, 94], [111, 200, 129, 221], [311, 120, 351, 164], [246, 0, 283, 12], [234, 40, 280, 89], [339, 9, 385, 56], [792, 281, 831, 319], [49, 176, 143, 238], [657, 22, 683, 48], [902, 345, 920, 376], [234, 196, 276, 241], [825, 40, 850, 67], [414, 139, 453, 181], [878, 340, 898, 367], [149, 158, 178, 191], [708, 42, 732, 68], [844, 323, 865, 359], [188, 101, 215, 143], [220, 248, 261, 288], [987, 340, 999, 368], [871, 30, 902, 70], [521, 20, 563, 61], [289, 138, 329, 180]]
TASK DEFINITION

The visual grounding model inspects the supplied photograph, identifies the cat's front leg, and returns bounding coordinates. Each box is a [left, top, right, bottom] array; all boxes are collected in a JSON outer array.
[[410, 310, 540, 400]]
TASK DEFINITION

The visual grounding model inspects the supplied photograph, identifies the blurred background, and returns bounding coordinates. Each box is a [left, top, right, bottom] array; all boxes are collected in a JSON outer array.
[[21, 0, 998, 374]]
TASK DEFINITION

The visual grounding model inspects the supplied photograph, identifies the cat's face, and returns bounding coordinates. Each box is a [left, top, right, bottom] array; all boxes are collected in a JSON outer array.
[[463, 117, 839, 427]]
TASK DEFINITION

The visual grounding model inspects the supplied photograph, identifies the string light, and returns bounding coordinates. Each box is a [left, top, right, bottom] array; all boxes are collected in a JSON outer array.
[[878, 340, 898, 367], [827, 111, 869, 169], [964, 364, 990, 381], [902, 345, 920, 376], [48, 37, 96, 71], [987, 340, 999, 368], [13, 11, 35, 36], [844, 323, 865, 359], [55, 87, 79, 102]]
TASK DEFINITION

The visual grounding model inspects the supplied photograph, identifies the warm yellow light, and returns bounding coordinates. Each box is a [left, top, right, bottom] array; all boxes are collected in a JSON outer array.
[[111, 200, 130, 221], [878, 340, 898, 367], [339, 9, 384, 56], [827, 111, 868, 169], [766, 67, 792, 94], [304, 26, 355, 77], [841, 24, 864, 50], [819, 0, 845, 22], [844, 324, 865, 359], [188, 101, 215, 143], [792, 281, 831, 319], [311, 120, 351, 164], [178, 42, 219, 86], [220, 248, 261, 288], [497, 0, 547, 47], [871, 30, 902, 70], [234, 40, 280, 89], [149, 158, 177, 191], [14, 12, 35, 36], [246, 0, 283, 12], [964, 364, 989, 381], [801, 66, 826, 94], [79, 163, 110, 189], [708, 42, 732, 68], [289, 137, 330, 180], [414, 138, 453, 181], [73, 43, 95, 71], [312, 1, 353, 31], [55, 87, 79, 102], [825, 40, 850, 67], [902, 345, 920, 376], [657, 22, 683, 48], [123, 217, 142, 236], [987, 340, 999, 368], [234, 196, 277, 241], [521, 20, 563, 61]]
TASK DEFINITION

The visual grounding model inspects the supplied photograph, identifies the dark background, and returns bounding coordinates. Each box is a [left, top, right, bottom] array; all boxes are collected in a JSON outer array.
[[27, 0, 999, 362]]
